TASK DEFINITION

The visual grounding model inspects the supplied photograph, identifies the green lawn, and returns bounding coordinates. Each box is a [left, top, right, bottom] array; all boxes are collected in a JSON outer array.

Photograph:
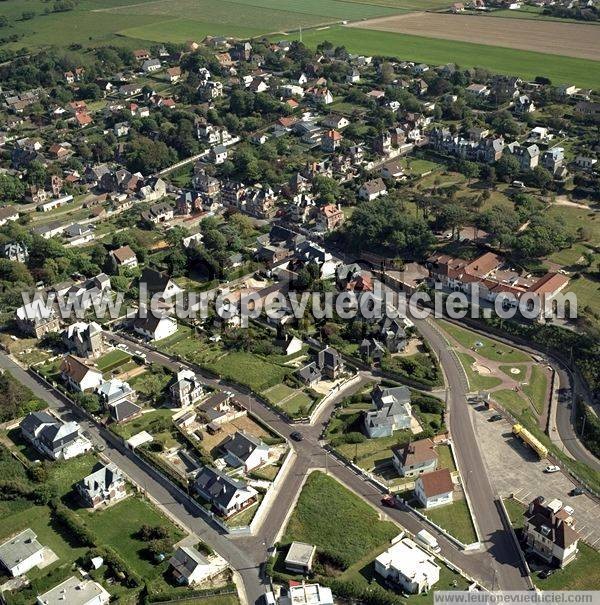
[[533, 542, 600, 590], [492, 388, 533, 418], [440, 320, 530, 363], [263, 383, 296, 404], [281, 25, 600, 88], [522, 365, 548, 415], [437, 443, 456, 472], [422, 499, 477, 545], [80, 495, 184, 578], [457, 352, 502, 391], [503, 496, 525, 529], [96, 349, 132, 373], [111, 408, 175, 441], [337, 430, 412, 471], [499, 364, 528, 379], [283, 471, 398, 569]]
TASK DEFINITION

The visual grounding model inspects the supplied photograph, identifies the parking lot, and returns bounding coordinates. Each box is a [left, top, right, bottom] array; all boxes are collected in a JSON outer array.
[[471, 403, 600, 549]]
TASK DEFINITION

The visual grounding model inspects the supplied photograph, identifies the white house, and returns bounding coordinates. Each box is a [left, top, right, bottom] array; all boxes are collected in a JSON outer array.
[[194, 466, 258, 517], [414, 468, 454, 509], [374, 538, 440, 594], [358, 178, 387, 201], [222, 431, 270, 472], [0, 529, 45, 577], [132, 312, 178, 341], [60, 354, 103, 392], [170, 368, 204, 407], [37, 576, 110, 605], [169, 546, 213, 585]]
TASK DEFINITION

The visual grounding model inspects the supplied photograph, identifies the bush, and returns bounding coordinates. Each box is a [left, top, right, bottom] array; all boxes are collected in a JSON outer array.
[[49, 499, 96, 547]]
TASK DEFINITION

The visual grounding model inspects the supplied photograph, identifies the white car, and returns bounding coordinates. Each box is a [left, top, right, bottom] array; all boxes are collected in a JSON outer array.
[[564, 505, 574, 516], [544, 465, 560, 473]]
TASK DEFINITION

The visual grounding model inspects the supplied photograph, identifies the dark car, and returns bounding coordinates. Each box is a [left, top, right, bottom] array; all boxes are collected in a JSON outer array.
[[570, 487, 584, 496], [489, 414, 503, 422], [290, 431, 303, 442], [539, 569, 556, 579]]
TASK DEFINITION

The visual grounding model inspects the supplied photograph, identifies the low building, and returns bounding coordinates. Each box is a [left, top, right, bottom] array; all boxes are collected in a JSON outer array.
[[279, 582, 334, 605], [36, 576, 110, 605], [414, 468, 454, 509], [285, 542, 316, 574], [0, 529, 45, 577], [77, 463, 126, 508], [222, 431, 270, 472], [194, 466, 258, 517], [523, 496, 579, 567], [374, 538, 440, 594], [169, 546, 213, 585], [392, 438, 438, 477], [358, 178, 387, 201]]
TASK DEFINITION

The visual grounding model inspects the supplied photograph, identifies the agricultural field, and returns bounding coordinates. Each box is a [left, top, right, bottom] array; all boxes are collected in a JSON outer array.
[[109, 0, 408, 44], [281, 25, 600, 88], [351, 12, 600, 60]]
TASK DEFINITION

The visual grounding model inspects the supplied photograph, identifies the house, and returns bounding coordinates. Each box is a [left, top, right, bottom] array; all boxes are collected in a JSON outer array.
[[169, 546, 213, 585], [392, 438, 438, 477], [132, 312, 178, 341], [62, 321, 104, 358], [380, 159, 405, 181], [509, 143, 540, 170], [210, 145, 228, 164], [359, 178, 387, 201], [296, 361, 322, 387], [170, 369, 204, 407], [317, 346, 343, 380], [318, 204, 344, 231], [108, 399, 142, 424], [466, 83, 490, 97], [380, 317, 407, 353], [523, 496, 580, 567], [110, 244, 138, 270], [97, 378, 135, 407], [133, 49, 151, 61], [167, 66, 182, 82], [414, 468, 454, 509], [364, 385, 412, 438], [139, 267, 183, 302], [3, 242, 29, 263], [0, 205, 19, 227], [15, 299, 60, 339], [285, 542, 316, 574], [322, 115, 349, 130], [279, 583, 334, 605], [322, 129, 342, 153], [36, 576, 110, 605], [0, 529, 45, 577], [193, 466, 258, 517], [574, 156, 597, 169], [20, 411, 92, 460], [374, 538, 440, 594], [310, 87, 334, 105], [77, 462, 126, 508], [142, 202, 174, 224], [222, 431, 270, 472], [60, 355, 103, 392]]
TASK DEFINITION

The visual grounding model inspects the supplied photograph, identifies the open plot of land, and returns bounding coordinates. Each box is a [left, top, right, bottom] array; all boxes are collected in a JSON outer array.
[[282, 471, 398, 568], [284, 26, 600, 88], [350, 12, 600, 60], [422, 499, 477, 545]]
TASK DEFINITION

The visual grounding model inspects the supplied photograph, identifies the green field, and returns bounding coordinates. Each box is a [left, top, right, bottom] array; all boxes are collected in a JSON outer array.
[[440, 320, 531, 363], [279, 25, 600, 88], [522, 365, 548, 415], [423, 499, 477, 545], [283, 471, 398, 568], [457, 351, 503, 391], [111, 0, 407, 43]]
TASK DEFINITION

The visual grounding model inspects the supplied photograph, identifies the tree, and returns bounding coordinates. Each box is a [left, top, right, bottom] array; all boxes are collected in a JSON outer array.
[[495, 154, 521, 182], [379, 61, 394, 85], [527, 165, 553, 190]]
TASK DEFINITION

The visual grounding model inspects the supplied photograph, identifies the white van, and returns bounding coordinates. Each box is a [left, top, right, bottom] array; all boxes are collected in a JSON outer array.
[[264, 592, 276, 605], [415, 529, 440, 552]]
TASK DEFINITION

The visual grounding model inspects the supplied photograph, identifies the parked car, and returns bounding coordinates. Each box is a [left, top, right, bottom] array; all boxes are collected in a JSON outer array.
[[290, 431, 303, 442], [570, 487, 584, 496], [539, 569, 556, 579], [564, 505, 574, 516], [544, 465, 560, 473], [488, 414, 503, 422], [381, 494, 401, 509]]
